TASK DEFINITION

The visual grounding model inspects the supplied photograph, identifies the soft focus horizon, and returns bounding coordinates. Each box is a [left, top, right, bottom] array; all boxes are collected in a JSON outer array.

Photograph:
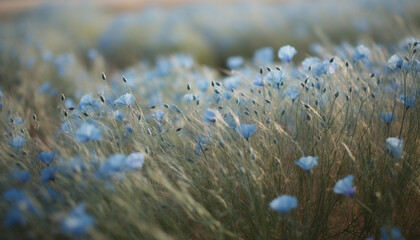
[[1, 0, 419, 68]]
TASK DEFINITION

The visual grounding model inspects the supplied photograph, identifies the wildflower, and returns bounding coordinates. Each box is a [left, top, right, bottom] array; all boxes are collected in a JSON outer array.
[[156, 57, 172, 76], [399, 37, 420, 51], [266, 68, 286, 85], [38, 82, 58, 96], [195, 135, 210, 156], [97, 154, 126, 177], [11, 117, 25, 125], [224, 76, 242, 90], [333, 175, 356, 197], [184, 93, 199, 103], [78, 93, 100, 112], [61, 203, 95, 236], [38, 152, 56, 165], [114, 110, 125, 121], [238, 124, 257, 141], [151, 111, 165, 122], [269, 195, 298, 214], [286, 87, 300, 102], [387, 54, 403, 71], [203, 108, 219, 123], [353, 45, 370, 62], [295, 156, 318, 172], [386, 137, 403, 158], [224, 113, 239, 129], [87, 49, 98, 62], [380, 227, 405, 240], [253, 47, 274, 65], [64, 98, 75, 109], [114, 93, 134, 107], [278, 45, 297, 62], [195, 77, 210, 92], [226, 56, 244, 69], [125, 126, 133, 134], [4, 206, 26, 227], [74, 122, 103, 143], [174, 53, 194, 69], [302, 57, 321, 71], [124, 152, 145, 171], [3, 189, 39, 215], [9, 169, 30, 183], [9, 136, 26, 150], [312, 60, 336, 77], [41, 165, 57, 184], [380, 112, 396, 125], [398, 95, 416, 109], [253, 73, 264, 87]]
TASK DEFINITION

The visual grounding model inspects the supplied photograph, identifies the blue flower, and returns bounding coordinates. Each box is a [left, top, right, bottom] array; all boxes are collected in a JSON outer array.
[[174, 53, 194, 69], [238, 124, 257, 141], [269, 195, 298, 214], [54, 53, 74, 77], [253, 73, 264, 87], [398, 95, 416, 109], [114, 93, 134, 107], [156, 58, 172, 76], [87, 48, 98, 62], [151, 111, 165, 122], [295, 156, 318, 172], [124, 152, 145, 171], [266, 68, 286, 85], [286, 87, 300, 102], [78, 93, 100, 112], [223, 76, 242, 90], [353, 45, 370, 62], [9, 169, 30, 183], [3, 189, 39, 214], [203, 108, 218, 123], [183, 93, 199, 103], [253, 47, 274, 65], [147, 92, 163, 107], [385, 83, 400, 93], [97, 154, 126, 177], [380, 227, 405, 240], [195, 77, 210, 92], [38, 152, 56, 165], [64, 98, 75, 109], [125, 126, 133, 134], [38, 82, 58, 96], [74, 123, 103, 143], [114, 110, 125, 121], [9, 136, 26, 150], [387, 54, 403, 71], [302, 57, 321, 71], [386, 137, 403, 158], [278, 45, 297, 63], [195, 136, 210, 156], [226, 56, 244, 69], [380, 112, 396, 125], [4, 206, 26, 227], [224, 113, 239, 129], [11, 117, 25, 125], [313, 60, 336, 77], [41, 165, 57, 184], [61, 203, 95, 236], [333, 175, 356, 197]]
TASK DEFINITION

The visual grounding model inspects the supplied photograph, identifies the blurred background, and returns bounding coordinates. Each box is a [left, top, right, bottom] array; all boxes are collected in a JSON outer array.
[[0, 0, 419, 69]]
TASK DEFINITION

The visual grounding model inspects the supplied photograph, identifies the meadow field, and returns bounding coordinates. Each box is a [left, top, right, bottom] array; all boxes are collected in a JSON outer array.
[[0, 0, 419, 239]]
